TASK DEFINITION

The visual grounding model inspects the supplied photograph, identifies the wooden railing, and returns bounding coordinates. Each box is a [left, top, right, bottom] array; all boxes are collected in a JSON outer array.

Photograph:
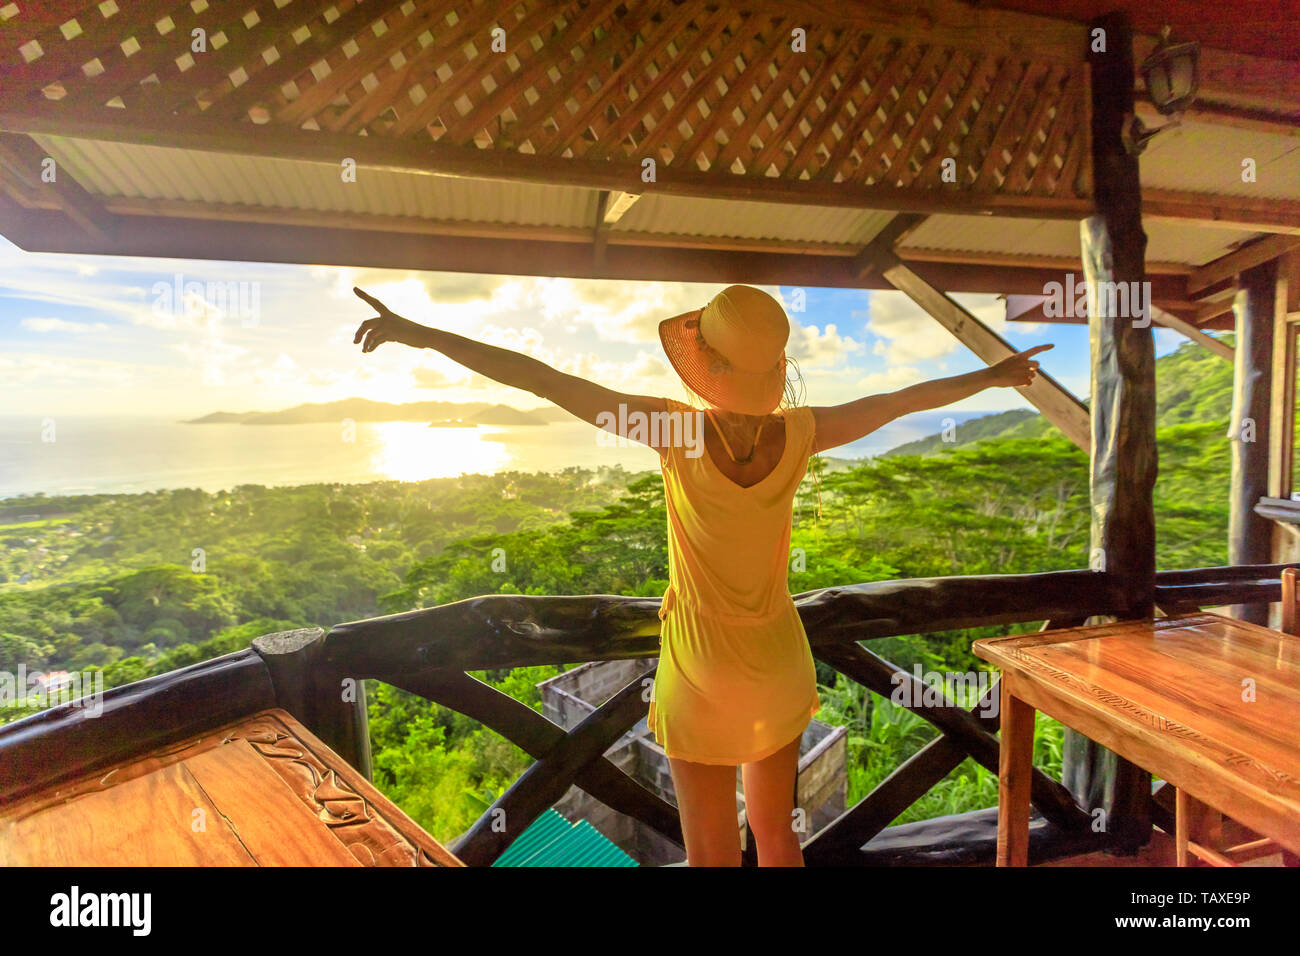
[[1, 564, 1292, 866]]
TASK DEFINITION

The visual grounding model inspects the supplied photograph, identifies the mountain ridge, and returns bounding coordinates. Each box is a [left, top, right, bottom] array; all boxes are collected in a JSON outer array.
[[882, 337, 1235, 457], [184, 397, 567, 426]]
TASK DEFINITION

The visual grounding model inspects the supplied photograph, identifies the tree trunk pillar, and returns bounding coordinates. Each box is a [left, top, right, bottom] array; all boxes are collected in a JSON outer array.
[[1229, 261, 1277, 624], [1062, 12, 1155, 854]]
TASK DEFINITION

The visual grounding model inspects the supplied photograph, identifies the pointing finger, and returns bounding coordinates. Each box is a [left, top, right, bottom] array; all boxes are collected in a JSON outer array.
[[353, 287, 385, 311], [1020, 343, 1054, 358]]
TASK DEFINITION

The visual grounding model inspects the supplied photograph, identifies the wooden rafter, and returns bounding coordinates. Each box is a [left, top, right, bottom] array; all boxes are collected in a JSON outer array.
[[0, 131, 112, 240], [0, 190, 1192, 300], [1135, 101, 1300, 140], [902, 247, 1191, 275], [873, 250, 1092, 450], [1189, 236, 1300, 294], [850, 212, 928, 279], [1143, 190, 1300, 236], [1269, 251, 1300, 500], [1152, 309, 1234, 361]]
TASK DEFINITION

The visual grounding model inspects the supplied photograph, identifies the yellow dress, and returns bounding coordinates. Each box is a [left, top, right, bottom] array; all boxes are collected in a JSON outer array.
[[647, 397, 821, 765]]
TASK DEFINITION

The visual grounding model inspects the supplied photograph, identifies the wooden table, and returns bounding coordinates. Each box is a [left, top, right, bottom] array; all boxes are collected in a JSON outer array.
[[0, 708, 463, 866], [974, 613, 1300, 866]]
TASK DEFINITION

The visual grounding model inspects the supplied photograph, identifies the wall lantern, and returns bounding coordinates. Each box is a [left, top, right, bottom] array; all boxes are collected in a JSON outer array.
[[1123, 26, 1200, 155]]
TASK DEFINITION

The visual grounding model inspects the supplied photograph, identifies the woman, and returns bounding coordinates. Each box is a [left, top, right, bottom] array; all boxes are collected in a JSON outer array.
[[353, 283, 1049, 867]]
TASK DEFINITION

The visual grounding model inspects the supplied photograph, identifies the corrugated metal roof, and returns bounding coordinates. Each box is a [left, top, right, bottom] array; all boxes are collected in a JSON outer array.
[[31, 135, 599, 227], [1139, 120, 1300, 201], [491, 808, 639, 868], [26, 132, 1286, 266], [901, 213, 1261, 267], [612, 193, 897, 245]]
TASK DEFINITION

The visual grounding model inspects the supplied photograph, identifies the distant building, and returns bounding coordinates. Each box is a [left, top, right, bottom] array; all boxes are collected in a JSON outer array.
[[35, 671, 74, 694], [538, 660, 847, 866]]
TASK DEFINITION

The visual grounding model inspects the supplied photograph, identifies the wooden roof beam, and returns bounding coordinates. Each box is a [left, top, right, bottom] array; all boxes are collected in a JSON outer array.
[[1143, 189, 1300, 236], [593, 190, 641, 268], [0, 104, 1098, 221], [873, 249, 1091, 451], [1152, 309, 1234, 361], [1188, 236, 1300, 294], [5, 104, 1297, 233], [1135, 100, 1300, 139], [0, 131, 112, 241], [0, 192, 1187, 300], [850, 213, 928, 280], [602, 191, 640, 225], [899, 247, 1191, 275]]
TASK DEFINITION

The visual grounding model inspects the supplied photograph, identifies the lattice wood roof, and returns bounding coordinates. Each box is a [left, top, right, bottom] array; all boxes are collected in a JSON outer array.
[[3, 0, 1093, 203]]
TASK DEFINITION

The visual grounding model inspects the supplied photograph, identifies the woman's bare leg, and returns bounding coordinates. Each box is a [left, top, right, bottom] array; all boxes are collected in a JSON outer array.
[[741, 733, 805, 867], [667, 756, 741, 866]]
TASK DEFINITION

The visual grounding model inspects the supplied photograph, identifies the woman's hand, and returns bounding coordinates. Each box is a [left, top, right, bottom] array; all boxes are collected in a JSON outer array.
[[986, 344, 1053, 388], [352, 287, 432, 352]]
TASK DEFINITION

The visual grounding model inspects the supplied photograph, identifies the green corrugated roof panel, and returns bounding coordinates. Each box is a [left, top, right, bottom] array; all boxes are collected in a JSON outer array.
[[492, 809, 571, 867], [491, 808, 639, 867]]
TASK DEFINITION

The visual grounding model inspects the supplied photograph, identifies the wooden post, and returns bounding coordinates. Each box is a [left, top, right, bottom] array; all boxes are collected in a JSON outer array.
[[1062, 12, 1155, 854], [874, 254, 1092, 450], [252, 627, 372, 779], [1231, 260, 1277, 624], [1267, 252, 1298, 503]]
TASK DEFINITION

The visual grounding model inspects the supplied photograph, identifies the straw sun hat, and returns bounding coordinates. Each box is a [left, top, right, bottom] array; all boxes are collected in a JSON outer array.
[[658, 285, 790, 416]]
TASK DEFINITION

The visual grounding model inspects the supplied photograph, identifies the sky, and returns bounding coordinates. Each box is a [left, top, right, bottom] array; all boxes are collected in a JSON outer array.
[[0, 235, 1192, 420]]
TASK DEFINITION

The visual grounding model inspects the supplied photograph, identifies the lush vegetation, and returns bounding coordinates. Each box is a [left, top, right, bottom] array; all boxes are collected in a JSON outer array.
[[0, 340, 1237, 845]]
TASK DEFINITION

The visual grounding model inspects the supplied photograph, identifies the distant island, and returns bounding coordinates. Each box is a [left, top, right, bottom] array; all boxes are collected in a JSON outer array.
[[184, 398, 565, 426]]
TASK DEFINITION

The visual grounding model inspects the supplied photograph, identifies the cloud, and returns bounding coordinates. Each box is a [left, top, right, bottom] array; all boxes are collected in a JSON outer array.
[[865, 290, 1007, 365], [788, 321, 862, 367], [252, 352, 299, 386], [412, 366, 450, 388], [306, 369, 342, 387], [856, 365, 924, 392], [0, 352, 137, 386], [324, 270, 807, 347], [21, 317, 111, 334]]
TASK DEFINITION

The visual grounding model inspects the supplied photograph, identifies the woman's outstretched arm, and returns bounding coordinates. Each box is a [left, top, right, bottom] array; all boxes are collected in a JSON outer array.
[[810, 344, 1053, 453], [351, 287, 673, 453]]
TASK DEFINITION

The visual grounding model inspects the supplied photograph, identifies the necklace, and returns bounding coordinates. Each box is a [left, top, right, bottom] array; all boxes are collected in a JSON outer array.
[[705, 408, 764, 464]]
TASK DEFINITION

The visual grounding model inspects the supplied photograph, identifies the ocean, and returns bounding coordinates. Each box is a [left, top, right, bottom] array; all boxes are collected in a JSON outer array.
[[0, 410, 985, 499]]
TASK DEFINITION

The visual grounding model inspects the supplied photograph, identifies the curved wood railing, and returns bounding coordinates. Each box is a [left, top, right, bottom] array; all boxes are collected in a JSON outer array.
[[1, 564, 1292, 866], [270, 564, 1294, 866]]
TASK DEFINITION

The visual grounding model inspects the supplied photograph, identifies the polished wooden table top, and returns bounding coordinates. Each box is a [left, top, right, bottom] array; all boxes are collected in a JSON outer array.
[[0, 708, 463, 866], [975, 613, 1300, 854]]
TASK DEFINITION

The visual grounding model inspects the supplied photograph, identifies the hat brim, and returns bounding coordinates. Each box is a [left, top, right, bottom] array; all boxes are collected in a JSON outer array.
[[658, 309, 785, 416]]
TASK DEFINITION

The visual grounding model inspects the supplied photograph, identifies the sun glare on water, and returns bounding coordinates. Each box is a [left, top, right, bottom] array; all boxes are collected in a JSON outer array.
[[367, 421, 511, 481]]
